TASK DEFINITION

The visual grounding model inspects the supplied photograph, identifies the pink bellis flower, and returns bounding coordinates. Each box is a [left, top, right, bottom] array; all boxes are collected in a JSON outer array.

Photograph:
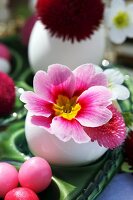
[[20, 64, 126, 148], [85, 105, 126, 149]]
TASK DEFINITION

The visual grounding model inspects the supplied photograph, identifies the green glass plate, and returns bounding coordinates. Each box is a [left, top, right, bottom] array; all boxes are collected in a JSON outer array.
[[9, 48, 23, 80]]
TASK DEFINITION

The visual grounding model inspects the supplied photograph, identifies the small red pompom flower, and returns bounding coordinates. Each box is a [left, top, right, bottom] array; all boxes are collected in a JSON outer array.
[[0, 72, 15, 116], [84, 105, 127, 149], [36, 0, 104, 42]]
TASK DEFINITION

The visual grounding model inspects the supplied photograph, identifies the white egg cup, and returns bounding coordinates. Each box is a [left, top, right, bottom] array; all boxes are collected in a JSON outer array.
[[28, 21, 106, 72], [25, 113, 107, 166]]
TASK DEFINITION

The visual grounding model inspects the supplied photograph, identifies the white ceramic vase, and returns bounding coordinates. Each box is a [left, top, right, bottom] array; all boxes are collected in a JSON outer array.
[[28, 21, 106, 72], [25, 113, 107, 166]]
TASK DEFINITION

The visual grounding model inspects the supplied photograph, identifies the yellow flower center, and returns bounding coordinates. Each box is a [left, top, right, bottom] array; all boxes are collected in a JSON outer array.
[[53, 95, 81, 120], [113, 11, 130, 29]]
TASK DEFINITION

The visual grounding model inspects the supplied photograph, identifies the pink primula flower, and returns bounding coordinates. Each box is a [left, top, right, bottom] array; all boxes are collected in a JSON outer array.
[[20, 64, 113, 145]]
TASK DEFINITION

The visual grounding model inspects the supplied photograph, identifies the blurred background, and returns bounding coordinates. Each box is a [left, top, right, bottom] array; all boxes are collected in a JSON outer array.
[[0, 0, 133, 68]]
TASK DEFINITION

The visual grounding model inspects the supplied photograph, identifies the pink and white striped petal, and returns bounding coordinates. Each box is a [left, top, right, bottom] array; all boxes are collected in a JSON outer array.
[[31, 115, 52, 128], [73, 64, 95, 95], [51, 117, 90, 143], [89, 73, 108, 87], [84, 105, 126, 149], [33, 70, 54, 102], [76, 86, 112, 127], [20, 91, 52, 117], [48, 64, 75, 99]]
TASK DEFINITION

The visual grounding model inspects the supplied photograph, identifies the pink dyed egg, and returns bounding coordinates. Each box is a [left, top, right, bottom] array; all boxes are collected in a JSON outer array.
[[0, 163, 19, 198], [0, 44, 11, 61], [18, 157, 52, 193], [4, 187, 39, 200]]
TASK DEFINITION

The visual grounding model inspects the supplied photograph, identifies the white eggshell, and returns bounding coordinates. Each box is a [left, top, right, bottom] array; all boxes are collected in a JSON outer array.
[[29, 0, 37, 12], [28, 21, 106, 72], [0, 58, 11, 73], [25, 113, 107, 166]]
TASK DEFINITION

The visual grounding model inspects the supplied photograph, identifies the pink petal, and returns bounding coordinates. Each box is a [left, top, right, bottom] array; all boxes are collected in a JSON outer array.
[[31, 116, 52, 128], [73, 64, 95, 95], [33, 70, 54, 102], [51, 117, 90, 143], [89, 73, 108, 87], [84, 105, 126, 149], [20, 91, 52, 117], [76, 86, 112, 127], [48, 64, 75, 99]]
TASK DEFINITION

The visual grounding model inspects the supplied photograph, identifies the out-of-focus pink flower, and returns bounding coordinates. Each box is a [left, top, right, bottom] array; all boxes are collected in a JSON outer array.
[[85, 105, 126, 149], [20, 64, 115, 146]]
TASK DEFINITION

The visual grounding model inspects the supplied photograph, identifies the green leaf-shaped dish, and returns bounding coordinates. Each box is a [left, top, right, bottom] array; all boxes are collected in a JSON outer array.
[[0, 120, 123, 200], [9, 48, 23, 80]]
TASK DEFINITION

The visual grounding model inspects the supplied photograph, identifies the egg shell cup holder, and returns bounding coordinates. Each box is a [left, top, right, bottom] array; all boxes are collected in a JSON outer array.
[[0, 36, 133, 200]]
